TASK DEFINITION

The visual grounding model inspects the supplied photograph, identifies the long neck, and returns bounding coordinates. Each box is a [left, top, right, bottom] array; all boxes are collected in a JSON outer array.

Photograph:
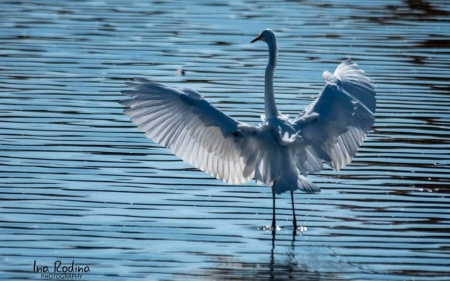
[[264, 39, 278, 118]]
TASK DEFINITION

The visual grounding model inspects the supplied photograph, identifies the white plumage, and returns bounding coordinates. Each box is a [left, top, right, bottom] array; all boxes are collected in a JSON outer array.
[[120, 29, 376, 232]]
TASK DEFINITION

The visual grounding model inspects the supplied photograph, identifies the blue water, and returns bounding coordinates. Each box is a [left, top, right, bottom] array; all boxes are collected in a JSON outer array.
[[1, 0, 449, 280]]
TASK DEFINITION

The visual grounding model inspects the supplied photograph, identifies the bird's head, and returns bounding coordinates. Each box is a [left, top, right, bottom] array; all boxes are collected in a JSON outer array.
[[251, 29, 276, 44]]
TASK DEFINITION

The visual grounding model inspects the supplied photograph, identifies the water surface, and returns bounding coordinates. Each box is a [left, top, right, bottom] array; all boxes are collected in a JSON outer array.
[[1, 0, 449, 280]]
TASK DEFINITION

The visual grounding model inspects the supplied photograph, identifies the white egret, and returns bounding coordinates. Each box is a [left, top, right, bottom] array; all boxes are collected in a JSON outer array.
[[119, 29, 376, 233]]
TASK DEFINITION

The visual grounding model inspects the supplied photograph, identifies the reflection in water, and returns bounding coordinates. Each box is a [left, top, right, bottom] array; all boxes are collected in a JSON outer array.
[[182, 235, 347, 281]]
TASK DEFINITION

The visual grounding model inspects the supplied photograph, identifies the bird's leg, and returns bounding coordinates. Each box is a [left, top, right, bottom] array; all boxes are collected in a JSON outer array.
[[291, 189, 297, 235], [272, 183, 276, 233]]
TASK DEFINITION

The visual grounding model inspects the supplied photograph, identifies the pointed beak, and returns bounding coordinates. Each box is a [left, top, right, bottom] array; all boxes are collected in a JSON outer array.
[[251, 34, 262, 43]]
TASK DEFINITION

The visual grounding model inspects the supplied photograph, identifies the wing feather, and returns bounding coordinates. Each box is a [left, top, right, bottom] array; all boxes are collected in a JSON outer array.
[[293, 59, 376, 173], [120, 79, 260, 184]]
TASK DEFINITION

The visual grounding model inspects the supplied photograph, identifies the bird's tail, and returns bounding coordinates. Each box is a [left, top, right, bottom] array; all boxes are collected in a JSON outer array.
[[273, 174, 321, 194]]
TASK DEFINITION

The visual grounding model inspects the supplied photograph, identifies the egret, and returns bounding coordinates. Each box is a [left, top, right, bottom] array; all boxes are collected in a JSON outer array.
[[119, 29, 376, 234]]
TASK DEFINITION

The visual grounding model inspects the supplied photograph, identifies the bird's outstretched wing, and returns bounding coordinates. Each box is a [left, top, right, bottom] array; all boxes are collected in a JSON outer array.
[[293, 59, 376, 174], [120, 78, 260, 184]]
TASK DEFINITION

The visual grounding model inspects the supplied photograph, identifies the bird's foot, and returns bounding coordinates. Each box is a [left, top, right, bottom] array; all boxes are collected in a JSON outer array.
[[271, 222, 280, 232], [294, 225, 308, 234], [259, 225, 280, 232]]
